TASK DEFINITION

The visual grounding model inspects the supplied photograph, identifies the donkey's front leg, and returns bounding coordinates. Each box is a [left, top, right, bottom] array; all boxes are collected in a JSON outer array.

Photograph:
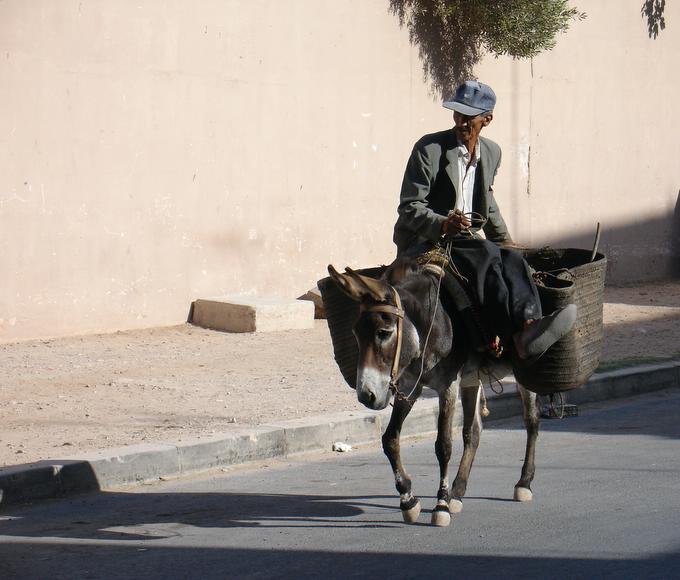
[[450, 385, 483, 514], [514, 384, 540, 502], [431, 384, 457, 526], [382, 396, 419, 523]]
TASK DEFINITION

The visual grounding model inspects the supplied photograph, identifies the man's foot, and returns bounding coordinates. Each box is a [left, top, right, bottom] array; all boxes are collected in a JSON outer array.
[[513, 304, 577, 360]]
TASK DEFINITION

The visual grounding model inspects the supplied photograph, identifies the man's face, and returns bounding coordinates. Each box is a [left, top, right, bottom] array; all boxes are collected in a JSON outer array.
[[453, 111, 492, 145]]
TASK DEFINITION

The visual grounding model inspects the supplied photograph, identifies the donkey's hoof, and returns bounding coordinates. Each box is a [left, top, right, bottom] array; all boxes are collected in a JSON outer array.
[[401, 500, 421, 524], [514, 486, 533, 502], [449, 499, 463, 514], [431, 507, 451, 527]]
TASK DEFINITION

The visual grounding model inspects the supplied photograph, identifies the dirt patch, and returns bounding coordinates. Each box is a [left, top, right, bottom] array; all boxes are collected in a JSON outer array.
[[601, 280, 680, 367], [1, 280, 679, 467]]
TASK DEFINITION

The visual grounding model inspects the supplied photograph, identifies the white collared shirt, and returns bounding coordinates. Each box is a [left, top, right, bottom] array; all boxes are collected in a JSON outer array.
[[453, 138, 481, 215]]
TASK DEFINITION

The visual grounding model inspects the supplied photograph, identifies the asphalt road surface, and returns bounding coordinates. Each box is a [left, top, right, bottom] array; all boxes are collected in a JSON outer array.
[[2, 389, 680, 579]]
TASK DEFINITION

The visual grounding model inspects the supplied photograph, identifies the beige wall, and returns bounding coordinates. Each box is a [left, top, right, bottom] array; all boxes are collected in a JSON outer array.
[[517, 0, 680, 281], [1, 0, 678, 342]]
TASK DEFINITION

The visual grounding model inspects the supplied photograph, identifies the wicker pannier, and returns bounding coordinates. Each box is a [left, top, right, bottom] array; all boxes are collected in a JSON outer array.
[[514, 248, 607, 395], [318, 266, 386, 390], [319, 249, 606, 396]]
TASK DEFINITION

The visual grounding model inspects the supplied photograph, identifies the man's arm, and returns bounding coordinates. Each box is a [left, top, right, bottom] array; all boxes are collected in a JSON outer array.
[[484, 193, 513, 243], [396, 142, 447, 243], [482, 148, 513, 244]]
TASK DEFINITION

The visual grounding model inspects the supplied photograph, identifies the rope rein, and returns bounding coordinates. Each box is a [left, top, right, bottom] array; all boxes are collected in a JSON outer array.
[[399, 240, 450, 401]]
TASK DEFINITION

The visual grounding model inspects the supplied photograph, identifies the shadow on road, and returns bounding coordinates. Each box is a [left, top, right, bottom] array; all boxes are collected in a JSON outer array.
[[2, 541, 680, 579], [0, 491, 401, 539], [485, 387, 680, 441]]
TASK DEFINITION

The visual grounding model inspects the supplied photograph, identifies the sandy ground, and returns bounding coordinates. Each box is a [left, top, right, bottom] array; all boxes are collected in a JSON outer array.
[[1, 281, 680, 467]]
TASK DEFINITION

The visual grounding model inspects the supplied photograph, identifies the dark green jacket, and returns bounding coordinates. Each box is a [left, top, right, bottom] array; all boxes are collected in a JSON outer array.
[[393, 129, 512, 254]]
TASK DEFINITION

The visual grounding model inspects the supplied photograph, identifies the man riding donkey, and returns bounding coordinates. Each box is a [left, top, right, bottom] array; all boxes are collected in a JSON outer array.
[[392, 80, 576, 378], [325, 80, 578, 525]]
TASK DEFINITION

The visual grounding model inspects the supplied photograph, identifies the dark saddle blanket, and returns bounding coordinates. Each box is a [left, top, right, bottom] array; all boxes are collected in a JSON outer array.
[[415, 245, 500, 355]]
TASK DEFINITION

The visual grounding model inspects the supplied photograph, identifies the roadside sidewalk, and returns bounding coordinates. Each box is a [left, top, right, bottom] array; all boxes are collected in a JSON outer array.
[[1, 280, 680, 506]]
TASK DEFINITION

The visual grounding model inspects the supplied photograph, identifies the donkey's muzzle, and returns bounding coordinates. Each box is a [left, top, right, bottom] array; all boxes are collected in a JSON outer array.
[[357, 385, 391, 410], [358, 387, 377, 408]]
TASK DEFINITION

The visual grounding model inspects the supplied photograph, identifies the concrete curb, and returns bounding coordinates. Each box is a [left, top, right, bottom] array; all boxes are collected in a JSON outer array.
[[1, 360, 678, 507]]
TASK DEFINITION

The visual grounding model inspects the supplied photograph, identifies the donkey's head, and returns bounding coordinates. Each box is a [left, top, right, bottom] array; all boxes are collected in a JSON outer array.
[[328, 265, 419, 410]]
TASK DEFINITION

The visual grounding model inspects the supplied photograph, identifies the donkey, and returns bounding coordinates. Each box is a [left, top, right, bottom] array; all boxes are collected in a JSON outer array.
[[327, 258, 540, 527]]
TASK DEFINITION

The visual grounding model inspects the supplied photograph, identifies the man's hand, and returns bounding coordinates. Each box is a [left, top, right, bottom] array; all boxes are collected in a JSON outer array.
[[442, 210, 471, 235]]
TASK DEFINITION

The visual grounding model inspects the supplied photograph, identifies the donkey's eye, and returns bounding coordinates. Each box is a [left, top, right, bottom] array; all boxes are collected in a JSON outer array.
[[376, 329, 392, 341]]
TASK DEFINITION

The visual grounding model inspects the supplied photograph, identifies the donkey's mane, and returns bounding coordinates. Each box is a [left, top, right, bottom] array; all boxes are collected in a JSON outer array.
[[382, 256, 432, 287]]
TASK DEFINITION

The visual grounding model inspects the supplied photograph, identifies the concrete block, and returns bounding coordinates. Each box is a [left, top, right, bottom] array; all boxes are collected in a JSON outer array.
[[266, 411, 384, 455], [630, 365, 679, 394], [484, 392, 524, 421], [0, 463, 62, 505], [298, 287, 326, 319], [582, 361, 680, 403], [398, 399, 441, 438], [191, 296, 314, 333], [54, 460, 102, 495], [0, 460, 101, 505], [176, 427, 286, 473], [568, 375, 618, 405], [65, 443, 181, 489]]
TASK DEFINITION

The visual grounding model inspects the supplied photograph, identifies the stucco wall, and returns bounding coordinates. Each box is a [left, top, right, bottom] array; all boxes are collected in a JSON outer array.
[[518, 0, 680, 281], [1, 0, 678, 342]]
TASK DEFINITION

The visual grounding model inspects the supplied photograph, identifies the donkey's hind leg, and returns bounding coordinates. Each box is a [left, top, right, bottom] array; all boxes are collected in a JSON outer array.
[[382, 396, 420, 523], [431, 384, 458, 527], [514, 384, 540, 502], [450, 384, 483, 514]]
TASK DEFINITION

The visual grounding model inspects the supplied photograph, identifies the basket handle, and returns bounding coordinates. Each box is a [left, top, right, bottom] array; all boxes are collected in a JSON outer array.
[[590, 222, 601, 262]]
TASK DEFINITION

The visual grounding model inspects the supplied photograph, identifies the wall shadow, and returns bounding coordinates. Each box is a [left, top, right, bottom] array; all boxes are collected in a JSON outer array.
[[535, 194, 680, 284], [388, 0, 481, 96], [604, 285, 680, 308], [673, 190, 680, 276]]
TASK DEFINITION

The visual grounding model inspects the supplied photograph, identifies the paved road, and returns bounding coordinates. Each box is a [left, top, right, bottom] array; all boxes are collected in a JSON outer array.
[[1, 389, 680, 579]]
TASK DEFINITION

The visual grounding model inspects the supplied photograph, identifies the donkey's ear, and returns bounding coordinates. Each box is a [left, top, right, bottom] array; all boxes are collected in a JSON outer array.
[[344, 267, 391, 303], [327, 264, 367, 302]]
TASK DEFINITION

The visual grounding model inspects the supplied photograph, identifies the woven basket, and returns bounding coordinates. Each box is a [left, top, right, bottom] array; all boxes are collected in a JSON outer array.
[[318, 266, 386, 389], [514, 248, 607, 395]]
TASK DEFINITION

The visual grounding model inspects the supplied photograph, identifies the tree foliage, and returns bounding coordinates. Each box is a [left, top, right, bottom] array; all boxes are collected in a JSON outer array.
[[389, 0, 585, 96], [641, 0, 666, 38]]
